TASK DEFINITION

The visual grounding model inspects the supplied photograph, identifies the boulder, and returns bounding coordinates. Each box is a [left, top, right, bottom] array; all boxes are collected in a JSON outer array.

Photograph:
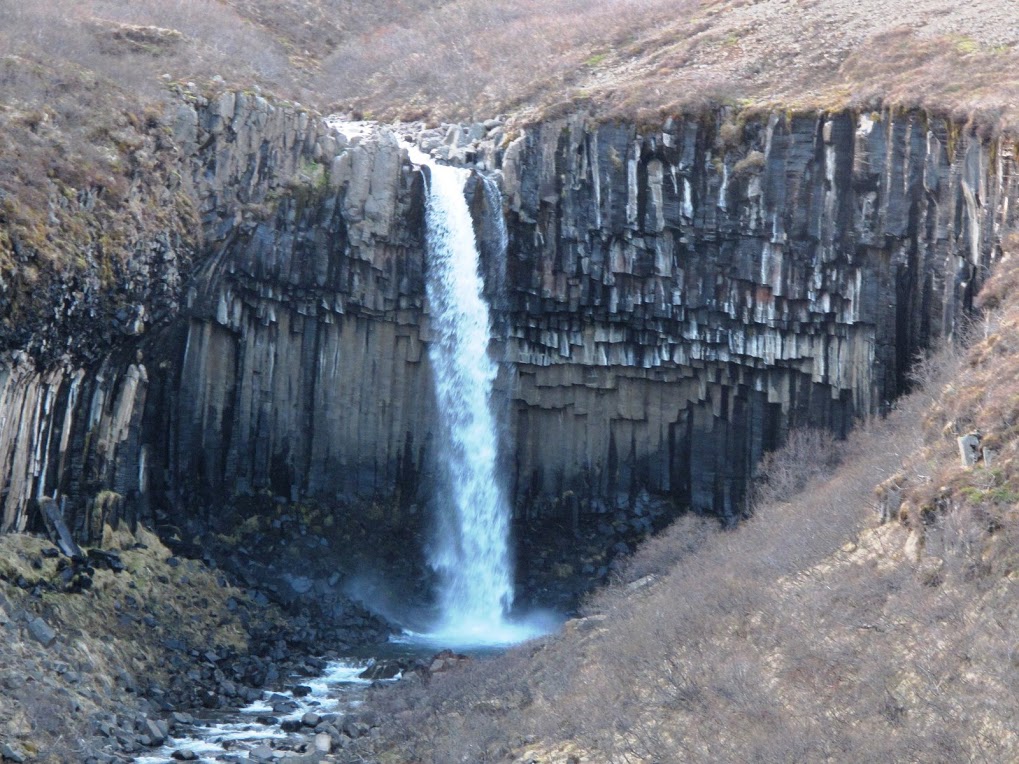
[[358, 659, 402, 680], [40, 498, 84, 560], [958, 433, 981, 467], [144, 718, 167, 744], [27, 617, 56, 647], [342, 719, 369, 739], [0, 743, 27, 763], [314, 732, 332, 753]]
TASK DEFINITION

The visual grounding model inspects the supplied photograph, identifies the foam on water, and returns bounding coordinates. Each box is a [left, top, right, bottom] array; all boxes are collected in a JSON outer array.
[[391, 608, 561, 651]]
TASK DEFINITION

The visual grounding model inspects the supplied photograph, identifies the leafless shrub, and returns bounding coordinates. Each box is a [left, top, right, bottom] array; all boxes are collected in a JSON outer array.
[[751, 427, 844, 507]]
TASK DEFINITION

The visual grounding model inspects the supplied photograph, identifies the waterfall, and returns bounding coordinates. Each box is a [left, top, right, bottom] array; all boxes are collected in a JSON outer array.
[[482, 174, 509, 274], [404, 147, 530, 646]]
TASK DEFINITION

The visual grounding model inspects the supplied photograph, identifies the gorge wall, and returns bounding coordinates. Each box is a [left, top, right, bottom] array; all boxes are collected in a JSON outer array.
[[1, 90, 1016, 542], [496, 112, 1016, 516]]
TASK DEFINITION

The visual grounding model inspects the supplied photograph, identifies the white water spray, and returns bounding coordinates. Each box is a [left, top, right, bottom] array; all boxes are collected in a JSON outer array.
[[406, 147, 549, 647]]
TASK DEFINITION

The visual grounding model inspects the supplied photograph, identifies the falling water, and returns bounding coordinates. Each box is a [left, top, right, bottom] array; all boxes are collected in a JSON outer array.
[[481, 173, 509, 291], [403, 147, 544, 648]]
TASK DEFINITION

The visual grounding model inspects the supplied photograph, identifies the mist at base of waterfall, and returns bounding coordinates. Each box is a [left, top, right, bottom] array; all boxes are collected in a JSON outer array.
[[344, 570, 561, 654], [391, 609, 562, 651]]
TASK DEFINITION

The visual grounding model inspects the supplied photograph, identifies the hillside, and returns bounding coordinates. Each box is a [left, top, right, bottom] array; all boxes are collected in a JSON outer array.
[[3, 1, 1019, 124], [360, 245, 1019, 762], [312, 0, 1019, 126]]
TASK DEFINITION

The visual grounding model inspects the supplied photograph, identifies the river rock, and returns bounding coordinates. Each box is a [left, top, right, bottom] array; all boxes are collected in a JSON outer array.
[[342, 719, 370, 739], [249, 744, 275, 762], [314, 732, 332, 753], [359, 660, 402, 680], [144, 718, 168, 744]]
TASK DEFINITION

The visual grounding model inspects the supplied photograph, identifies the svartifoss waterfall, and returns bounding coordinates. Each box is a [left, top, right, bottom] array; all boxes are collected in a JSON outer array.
[[423, 159, 513, 631], [408, 148, 549, 648]]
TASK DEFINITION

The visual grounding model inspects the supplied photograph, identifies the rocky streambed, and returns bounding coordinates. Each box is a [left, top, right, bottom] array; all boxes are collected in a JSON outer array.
[[134, 659, 394, 764], [0, 525, 404, 764], [0, 494, 652, 764]]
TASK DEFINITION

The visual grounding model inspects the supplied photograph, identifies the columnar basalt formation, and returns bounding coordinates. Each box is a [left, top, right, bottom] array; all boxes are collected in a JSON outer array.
[[0, 92, 1016, 540], [172, 98, 434, 512], [496, 112, 1019, 515]]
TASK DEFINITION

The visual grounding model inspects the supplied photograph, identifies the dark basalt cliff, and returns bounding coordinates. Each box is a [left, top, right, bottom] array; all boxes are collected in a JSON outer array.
[[0, 91, 1015, 542], [496, 112, 1015, 516]]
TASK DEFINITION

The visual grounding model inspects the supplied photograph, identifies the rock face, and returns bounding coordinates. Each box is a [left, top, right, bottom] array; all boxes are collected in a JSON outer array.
[[494, 112, 1017, 516], [0, 93, 1016, 539], [173, 105, 432, 509]]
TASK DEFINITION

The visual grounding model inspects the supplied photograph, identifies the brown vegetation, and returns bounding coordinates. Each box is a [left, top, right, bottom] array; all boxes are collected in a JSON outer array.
[[890, 236, 1019, 577], [4, 1, 1018, 126], [307, 0, 1019, 127], [361, 242, 1019, 762]]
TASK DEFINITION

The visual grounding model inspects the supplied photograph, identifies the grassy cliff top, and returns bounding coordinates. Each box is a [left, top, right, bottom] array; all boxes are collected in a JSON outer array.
[[312, 0, 1019, 129], [3, 1, 1018, 127]]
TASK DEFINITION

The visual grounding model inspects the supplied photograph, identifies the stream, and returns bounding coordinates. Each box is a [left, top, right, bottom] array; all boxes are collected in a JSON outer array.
[[134, 657, 393, 763]]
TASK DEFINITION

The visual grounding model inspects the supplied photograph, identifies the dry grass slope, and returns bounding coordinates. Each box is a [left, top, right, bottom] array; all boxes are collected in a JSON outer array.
[[309, 0, 1019, 128], [5, 1, 1019, 125]]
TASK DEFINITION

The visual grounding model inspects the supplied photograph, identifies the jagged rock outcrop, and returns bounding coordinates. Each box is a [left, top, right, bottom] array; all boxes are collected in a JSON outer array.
[[1, 91, 1016, 539]]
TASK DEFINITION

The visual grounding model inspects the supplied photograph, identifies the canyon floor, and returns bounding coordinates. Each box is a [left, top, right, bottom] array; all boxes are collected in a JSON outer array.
[[0, 522, 399, 763]]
